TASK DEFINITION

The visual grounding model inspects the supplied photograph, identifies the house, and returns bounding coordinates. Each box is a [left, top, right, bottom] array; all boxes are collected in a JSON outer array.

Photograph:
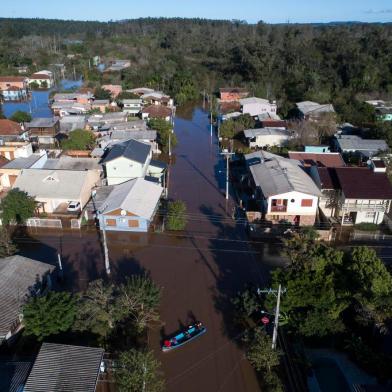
[[141, 105, 173, 121], [102, 84, 122, 98], [258, 113, 286, 129], [102, 138, 152, 185], [310, 163, 392, 225], [0, 141, 33, 160], [0, 256, 55, 343], [219, 87, 249, 102], [245, 151, 321, 226], [86, 112, 128, 130], [365, 100, 392, 122], [28, 72, 53, 89], [59, 115, 87, 133], [122, 99, 143, 115], [244, 128, 291, 148], [104, 59, 131, 72], [26, 117, 60, 145], [91, 99, 110, 113], [24, 343, 104, 392], [288, 151, 345, 168], [51, 102, 91, 117], [296, 101, 335, 121], [0, 119, 29, 142], [100, 130, 159, 153], [0, 151, 47, 189], [52, 92, 94, 105], [240, 97, 277, 117], [141, 92, 174, 107], [98, 178, 163, 232], [13, 169, 100, 214], [128, 87, 155, 96], [0, 77, 29, 101], [333, 134, 388, 159]]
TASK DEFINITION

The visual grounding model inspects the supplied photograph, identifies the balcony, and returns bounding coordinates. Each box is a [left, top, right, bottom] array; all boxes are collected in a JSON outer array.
[[342, 202, 387, 213], [271, 205, 287, 213]]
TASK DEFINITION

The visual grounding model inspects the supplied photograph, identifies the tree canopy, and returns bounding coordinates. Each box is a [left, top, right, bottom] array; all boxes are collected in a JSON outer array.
[[61, 129, 95, 150], [0, 188, 36, 225], [23, 292, 76, 341], [0, 227, 17, 257], [10, 110, 31, 123]]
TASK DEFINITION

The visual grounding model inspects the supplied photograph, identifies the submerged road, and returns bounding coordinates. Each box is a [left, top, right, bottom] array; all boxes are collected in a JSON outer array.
[[17, 105, 277, 391]]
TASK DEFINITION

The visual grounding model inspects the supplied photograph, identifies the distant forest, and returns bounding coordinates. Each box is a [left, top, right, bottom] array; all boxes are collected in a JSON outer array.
[[1, 18, 392, 121]]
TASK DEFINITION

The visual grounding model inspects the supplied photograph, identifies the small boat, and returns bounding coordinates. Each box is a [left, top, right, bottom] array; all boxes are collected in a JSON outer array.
[[162, 322, 207, 352]]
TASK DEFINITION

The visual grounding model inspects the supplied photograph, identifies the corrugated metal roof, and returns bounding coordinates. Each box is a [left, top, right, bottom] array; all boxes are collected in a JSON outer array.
[[24, 343, 103, 392], [0, 256, 54, 337], [100, 177, 163, 219], [245, 151, 321, 198], [244, 128, 290, 138]]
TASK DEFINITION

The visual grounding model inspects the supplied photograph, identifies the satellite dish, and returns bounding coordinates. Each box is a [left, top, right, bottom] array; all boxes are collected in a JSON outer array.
[[366, 160, 372, 166], [120, 209, 126, 216]]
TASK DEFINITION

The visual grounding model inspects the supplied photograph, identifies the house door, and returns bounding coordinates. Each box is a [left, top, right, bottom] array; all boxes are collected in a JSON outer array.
[[294, 215, 300, 226]]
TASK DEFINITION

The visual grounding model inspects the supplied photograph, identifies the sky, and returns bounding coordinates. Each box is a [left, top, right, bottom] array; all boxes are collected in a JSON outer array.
[[1, 0, 392, 24]]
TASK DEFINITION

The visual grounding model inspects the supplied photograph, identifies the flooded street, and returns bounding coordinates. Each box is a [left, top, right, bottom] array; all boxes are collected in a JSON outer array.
[[16, 104, 278, 392]]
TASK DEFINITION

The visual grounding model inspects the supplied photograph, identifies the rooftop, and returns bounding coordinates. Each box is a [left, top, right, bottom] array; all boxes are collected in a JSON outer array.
[[240, 97, 271, 106], [102, 138, 151, 165], [30, 73, 51, 79], [110, 130, 157, 141], [27, 117, 59, 128], [100, 177, 163, 220], [24, 343, 104, 392], [0, 76, 27, 83], [141, 105, 172, 118], [0, 120, 23, 136], [2, 153, 44, 170], [42, 156, 101, 171], [335, 134, 388, 153], [288, 152, 345, 168], [244, 128, 290, 138], [245, 150, 321, 198], [0, 256, 55, 337], [296, 101, 335, 116]]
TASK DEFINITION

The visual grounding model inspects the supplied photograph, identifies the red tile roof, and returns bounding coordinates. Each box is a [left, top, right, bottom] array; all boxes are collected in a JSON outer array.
[[260, 120, 287, 128], [317, 167, 341, 190], [0, 76, 26, 83], [335, 167, 392, 199], [289, 152, 345, 168], [0, 120, 24, 136], [142, 105, 172, 118], [219, 101, 241, 114], [30, 73, 51, 79]]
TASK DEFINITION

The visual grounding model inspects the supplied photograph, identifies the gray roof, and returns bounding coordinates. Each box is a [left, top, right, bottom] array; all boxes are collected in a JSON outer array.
[[100, 178, 163, 219], [0, 256, 55, 337], [296, 101, 335, 116], [27, 117, 59, 128], [245, 151, 321, 198], [0, 360, 32, 392], [24, 343, 104, 392], [102, 138, 151, 164], [59, 116, 86, 133], [87, 112, 128, 125], [110, 130, 157, 141], [335, 135, 388, 153], [240, 97, 270, 105], [123, 99, 143, 104], [2, 153, 44, 170], [92, 99, 109, 105], [244, 128, 290, 138], [14, 169, 95, 200], [53, 93, 93, 101], [42, 156, 101, 171]]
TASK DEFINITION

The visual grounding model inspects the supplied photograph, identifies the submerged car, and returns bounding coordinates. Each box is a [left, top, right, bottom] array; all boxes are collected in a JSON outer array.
[[162, 322, 207, 352], [67, 201, 81, 212]]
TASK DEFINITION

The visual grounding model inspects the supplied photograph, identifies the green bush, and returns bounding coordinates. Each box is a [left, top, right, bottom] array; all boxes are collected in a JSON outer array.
[[166, 200, 187, 231], [354, 223, 380, 232]]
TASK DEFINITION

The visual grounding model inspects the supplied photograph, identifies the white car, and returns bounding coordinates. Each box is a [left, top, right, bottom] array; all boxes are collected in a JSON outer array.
[[67, 201, 81, 212]]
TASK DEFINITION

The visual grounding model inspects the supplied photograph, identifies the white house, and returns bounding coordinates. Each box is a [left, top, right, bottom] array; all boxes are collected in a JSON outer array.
[[296, 101, 335, 121], [102, 139, 152, 185], [0, 141, 33, 160], [240, 97, 277, 117], [28, 71, 54, 88], [310, 162, 392, 225], [244, 128, 291, 148], [245, 151, 321, 226], [122, 99, 143, 115]]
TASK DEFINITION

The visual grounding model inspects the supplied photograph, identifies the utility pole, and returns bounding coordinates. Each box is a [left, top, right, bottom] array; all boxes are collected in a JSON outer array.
[[168, 132, 172, 157], [102, 225, 111, 275], [220, 150, 235, 200], [272, 284, 282, 350], [210, 96, 213, 138]]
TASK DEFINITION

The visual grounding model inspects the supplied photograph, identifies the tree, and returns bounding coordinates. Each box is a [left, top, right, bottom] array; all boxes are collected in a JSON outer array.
[[0, 227, 18, 257], [115, 349, 164, 392], [23, 292, 76, 341], [0, 188, 36, 225], [41, 80, 48, 89], [117, 91, 139, 100], [116, 275, 161, 334], [166, 200, 187, 231], [148, 118, 177, 154], [61, 129, 95, 150], [74, 279, 116, 340], [94, 87, 112, 100], [29, 81, 39, 90], [10, 110, 31, 123]]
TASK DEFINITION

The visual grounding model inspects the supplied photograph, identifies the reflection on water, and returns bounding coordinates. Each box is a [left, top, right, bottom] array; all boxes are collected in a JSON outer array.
[[3, 79, 83, 119]]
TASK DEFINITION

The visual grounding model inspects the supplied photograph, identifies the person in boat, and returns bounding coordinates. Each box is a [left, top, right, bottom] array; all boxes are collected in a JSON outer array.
[[196, 322, 203, 330], [164, 340, 171, 348], [184, 330, 190, 339]]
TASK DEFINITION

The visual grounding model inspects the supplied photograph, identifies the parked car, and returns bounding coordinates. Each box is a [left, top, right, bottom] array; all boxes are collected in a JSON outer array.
[[67, 201, 81, 212]]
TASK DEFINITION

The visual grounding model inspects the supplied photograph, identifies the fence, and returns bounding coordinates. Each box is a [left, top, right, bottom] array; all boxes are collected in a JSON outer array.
[[26, 218, 62, 229], [70, 218, 82, 229]]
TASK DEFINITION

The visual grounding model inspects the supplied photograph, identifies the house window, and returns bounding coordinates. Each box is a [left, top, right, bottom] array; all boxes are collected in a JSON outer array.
[[106, 219, 116, 226], [365, 212, 375, 218], [301, 199, 313, 207], [128, 220, 139, 228]]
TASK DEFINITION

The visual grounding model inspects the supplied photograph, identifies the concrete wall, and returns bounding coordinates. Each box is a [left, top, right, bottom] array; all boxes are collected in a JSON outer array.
[[242, 102, 277, 117]]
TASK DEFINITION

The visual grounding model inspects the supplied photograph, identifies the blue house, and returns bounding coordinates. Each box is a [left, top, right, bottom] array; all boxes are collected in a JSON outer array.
[[98, 178, 163, 232], [304, 145, 331, 153]]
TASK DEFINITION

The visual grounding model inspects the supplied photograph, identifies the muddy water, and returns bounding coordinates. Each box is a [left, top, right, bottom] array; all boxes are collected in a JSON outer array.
[[17, 103, 264, 392]]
